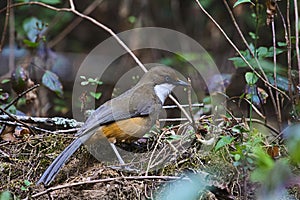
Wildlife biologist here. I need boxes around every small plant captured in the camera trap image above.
[20,180,31,191]
[80,76,103,100]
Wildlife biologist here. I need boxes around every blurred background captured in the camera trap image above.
[0,0,293,120]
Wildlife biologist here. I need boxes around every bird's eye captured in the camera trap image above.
[165,76,171,82]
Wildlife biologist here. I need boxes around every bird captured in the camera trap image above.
[37,65,189,185]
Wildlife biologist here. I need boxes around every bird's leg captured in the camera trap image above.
[109,143,125,165]
[109,143,139,173]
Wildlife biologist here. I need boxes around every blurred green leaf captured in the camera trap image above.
[277,41,287,47]
[81,81,89,86]
[90,92,102,100]
[249,32,259,40]
[42,70,63,97]
[233,0,254,8]
[245,72,258,85]
[229,46,286,74]
[1,79,10,84]
[251,147,274,182]
[267,74,292,92]
[20,186,27,191]
[166,134,182,141]
[176,52,201,62]
[234,154,241,161]
[128,16,136,24]
[23,39,39,48]
[24,180,31,186]
[215,135,234,151]
[285,124,300,164]
[203,96,211,104]
[23,17,44,42]
[257,46,268,58]
[0,191,12,200]
[39,0,61,4]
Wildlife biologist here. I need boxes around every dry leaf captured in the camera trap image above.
[0,125,17,142]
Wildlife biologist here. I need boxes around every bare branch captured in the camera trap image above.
[32,175,188,198]
[4,84,40,110]
[0,0,10,52]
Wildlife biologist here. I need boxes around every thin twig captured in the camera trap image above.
[48,0,104,48]
[271,20,282,130]
[53,128,80,134]
[68,0,75,10]
[168,95,192,123]
[32,175,187,198]
[145,130,166,176]
[0,108,35,134]
[159,118,188,122]
[162,103,203,109]
[276,1,293,100]
[294,0,300,84]
[187,78,196,129]
[0,0,10,52]
[8,0,15,77]
[222,0,253,58]
[0,120,79,135]
[4,84,40,110]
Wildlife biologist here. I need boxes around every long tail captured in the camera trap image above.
[37,137,83,185]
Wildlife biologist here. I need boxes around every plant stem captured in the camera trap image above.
[271,20,282,130]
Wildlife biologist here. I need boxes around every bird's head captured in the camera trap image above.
[138,66,189,103]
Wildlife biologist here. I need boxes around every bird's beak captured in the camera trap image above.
[175,79,189,87]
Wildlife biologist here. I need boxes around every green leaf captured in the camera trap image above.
[234,154,241,161]
[267,74,292,92]
[128,16,137,24]
[88,78,95,82]
[23,39,39,48]
[250,147,275,182]
[166,134,182,141]
[249,32,259,40]
[23,17,44,42]
[1,79,10,84]
[277,42,287,47]
[95,80,103,85]
[42,70,63,97]
[257,47,268,58]
[266,47,285,57]
[80,81,89,86]
[245,72,258,85]
[202,96,211,104]
[20,186,27,191]
[228,56,247,67]
[24,180,31,186]
[233,0,254,8]
[0,191,12,200]
[215,136,234,151]
[176,52,201,62]
[39,0,61,4]
[90,92,102,100]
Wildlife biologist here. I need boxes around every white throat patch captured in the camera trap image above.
[154,83,175,104]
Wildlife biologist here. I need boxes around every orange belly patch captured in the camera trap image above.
[100,117,151,143]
